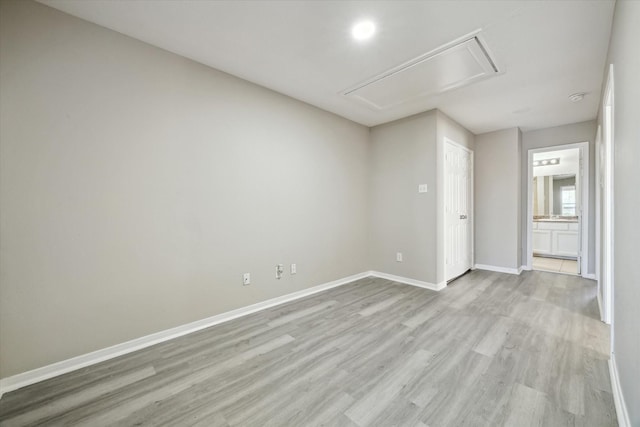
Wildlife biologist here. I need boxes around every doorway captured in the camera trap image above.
[526,143,589,276]
[444,139,473,282]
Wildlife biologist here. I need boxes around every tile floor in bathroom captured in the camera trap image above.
[532,256,578,275]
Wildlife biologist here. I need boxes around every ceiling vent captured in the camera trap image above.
[342,31,500,110]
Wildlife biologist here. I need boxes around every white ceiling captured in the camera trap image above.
[38,0,615,134]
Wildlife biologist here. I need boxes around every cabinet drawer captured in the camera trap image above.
[536,222,569,230]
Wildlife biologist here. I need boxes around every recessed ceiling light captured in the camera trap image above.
[569,92,586,102]
[352,21,375,41]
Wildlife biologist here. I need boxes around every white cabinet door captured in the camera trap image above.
[533,230,552,255]
[533,222,578,258]
[554,231,579,257]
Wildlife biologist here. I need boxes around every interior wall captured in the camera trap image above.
[369,111,438,283]
[474,128,522,270]
[521,120,597,273]
[601,1,640,424]
[0,0,370,378]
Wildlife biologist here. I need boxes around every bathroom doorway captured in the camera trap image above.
[526,143,589,276]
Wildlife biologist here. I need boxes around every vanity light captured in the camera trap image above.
[533,157,560,167]
[352,21,376,40]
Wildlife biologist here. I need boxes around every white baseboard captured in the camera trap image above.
[609,355,631,427]
[369,271,446,291]
[582,273,597,280]
[520,265,532,272]
[474,264,522,275]
[0,271,372,398]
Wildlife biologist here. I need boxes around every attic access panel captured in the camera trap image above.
[342,35,499,110]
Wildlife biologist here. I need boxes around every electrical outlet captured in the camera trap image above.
[276,264,284,279]
[396,252,403,262]
[243,273,251,286]
[291,263,297,274]
[418,184,428,193]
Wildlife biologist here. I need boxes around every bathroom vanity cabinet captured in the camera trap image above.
[532,220,579,258]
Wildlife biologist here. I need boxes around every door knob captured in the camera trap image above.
[460,214,467,219]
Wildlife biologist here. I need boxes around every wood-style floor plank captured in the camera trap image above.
[0,270,616,426]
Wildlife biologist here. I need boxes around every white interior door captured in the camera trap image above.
[445,140,472,281]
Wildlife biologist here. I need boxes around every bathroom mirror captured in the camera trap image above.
[533,174,577,217]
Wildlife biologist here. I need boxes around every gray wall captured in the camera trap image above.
[369,111,438,283]
[521,121,597,273]
[0,0,370,378]
[475,128,522,270]
[602,1,640,423]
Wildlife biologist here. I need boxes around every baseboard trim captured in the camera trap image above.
[582,273,597,280]
[609,354,631,427]
[474,264,522,275]
[368,271,446,291]
[0,270,372,398]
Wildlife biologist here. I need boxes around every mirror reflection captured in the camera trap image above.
[533,174,577,218]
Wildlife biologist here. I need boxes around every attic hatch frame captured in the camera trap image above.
[341,30,500,110]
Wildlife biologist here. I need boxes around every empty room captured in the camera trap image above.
[0,0,638,426]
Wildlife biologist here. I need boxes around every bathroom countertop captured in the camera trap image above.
[534,218,579,223]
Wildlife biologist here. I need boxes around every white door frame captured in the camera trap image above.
[444,138,474,280]
[595,125,603,317]
[600,64,615,327]
[526,142,589,276]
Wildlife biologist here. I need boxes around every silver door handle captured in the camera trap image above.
[460,214,467,219]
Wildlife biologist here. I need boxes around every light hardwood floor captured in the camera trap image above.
[0,270,616,426]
